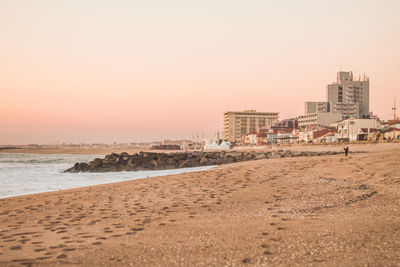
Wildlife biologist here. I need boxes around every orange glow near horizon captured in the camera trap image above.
[1,1,399,144]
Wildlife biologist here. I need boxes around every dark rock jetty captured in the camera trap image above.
[64,150,344,173]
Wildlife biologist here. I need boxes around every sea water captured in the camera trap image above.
[0,153,215,199]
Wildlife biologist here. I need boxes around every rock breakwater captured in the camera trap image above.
[64,150,345,173]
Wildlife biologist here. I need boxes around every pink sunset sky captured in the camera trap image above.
[1,0,399,144]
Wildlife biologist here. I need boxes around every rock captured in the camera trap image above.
[143,160,158,169]
[244,152,254,160]
[73,162,80,170]
[205,152,219,159]
[64,149,346,173]
[224,152,242,158]
[269,152,282,159]
[283,150,293,157]
[79,163,90,171]
[144,152,158,160]
[167,158,175,165]
[173,153,186,161]
[89,158,103,167]
[178,159,201,168]
[200,157,208,164]
[255,153,266,160]
[223,157,236,164]
[208,159,218,165]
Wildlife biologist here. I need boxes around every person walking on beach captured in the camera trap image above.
[344,146,349,157]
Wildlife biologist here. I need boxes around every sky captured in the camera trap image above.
[1,0,399,144]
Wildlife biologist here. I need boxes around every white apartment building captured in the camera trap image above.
[336,118,379,141]
[223,110,279,143]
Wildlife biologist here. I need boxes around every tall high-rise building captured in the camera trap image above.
[326,71,370,119]
[223,110,279,143]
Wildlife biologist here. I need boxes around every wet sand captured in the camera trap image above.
[0,144,399,266]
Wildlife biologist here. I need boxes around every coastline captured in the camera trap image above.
[1,165,217,201]
[0,144,399,265]
[0,152,216,199]
[1,142,399,156]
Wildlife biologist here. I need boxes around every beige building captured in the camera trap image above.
[223,110,279,143]
[304,101,330,114]
[298,112,342,129]
[327,71,370,118]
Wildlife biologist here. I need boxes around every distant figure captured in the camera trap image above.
[344,146,349,157]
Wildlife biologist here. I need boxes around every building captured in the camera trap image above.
[336,118,379,141]
[276,133,296,144]
[383,128,400,141]
[223,110,279,143]
[298,112,342,129]
[304,101,330,114]
[256,132,269,145]
[243,132,257,145]
[312,128,337,143]
[327,71,370,119]
[269,118,298,131]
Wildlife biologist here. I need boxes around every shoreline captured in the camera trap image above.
[0,164,216,200]
[0,144,399,265]
[0,166,217,201]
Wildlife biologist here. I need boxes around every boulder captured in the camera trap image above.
[255,153,266,160]
[205,152,219,159]
[208,159,218,165]
[200,157,208,164]
[173,153,187,161]
[178,159,201,168]
[64,149,345,173]
[89,158,103,167]
[142,159,158,169]
[224,151,242,158]
[283,150,293,157]
[222,157,236,164]
[167,158,175,165]
[79,163,90,171]
[244,153,254,160]
[269,152,282,159]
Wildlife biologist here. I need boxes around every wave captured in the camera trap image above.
[0,158,67,164]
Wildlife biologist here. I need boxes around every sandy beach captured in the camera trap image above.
[0,144,399,266]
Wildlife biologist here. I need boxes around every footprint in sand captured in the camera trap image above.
[242,258,251,264]
[111,235,121,238]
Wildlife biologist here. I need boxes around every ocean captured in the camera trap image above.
[0,153,215,199]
